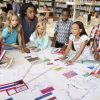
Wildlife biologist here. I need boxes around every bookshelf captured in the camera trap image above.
[39,0,52,7]
[54,0,100,20]
[54,0,84,20]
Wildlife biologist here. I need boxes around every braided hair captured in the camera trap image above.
[20,3,37,19]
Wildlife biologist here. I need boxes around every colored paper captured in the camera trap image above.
[35,92,52,100]
[0,49,6,61]
[54,67,64,71]
[51,48,64,55]
[63,71,77,78]
[48,97,56,100]
[83,72,90,77]
[40,86,54,94]
[47,62,54,65]
[97,70,100,74]
[0,80,28,96]
[88,66,95,70]
[25,56,41,64]
[5,97,13,100]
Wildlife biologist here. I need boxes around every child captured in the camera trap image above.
[38,13,47,27]
[0,10,30,53]
[61,21,93,65]
[0,15,4,32]
[30,22,51,51]
[91,24,100,60]
[52,8,73,50]
[43,4,48,15]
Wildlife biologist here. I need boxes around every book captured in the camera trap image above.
[24,56,41,64]
[0,49,6,61]
[0,55,14,69]
[0,80,28,96]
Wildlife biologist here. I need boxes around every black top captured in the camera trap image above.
[21,16,38,43]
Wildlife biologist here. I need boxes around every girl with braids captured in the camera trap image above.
[20,3,38,44]
[0,10,30,53]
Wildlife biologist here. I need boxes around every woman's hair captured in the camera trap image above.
[6,10,22,33]
[20,3,37,19]
[73,21,87,36]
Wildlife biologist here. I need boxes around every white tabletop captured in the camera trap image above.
[0,48,100,100]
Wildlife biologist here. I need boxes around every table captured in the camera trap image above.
[0,48,100,100]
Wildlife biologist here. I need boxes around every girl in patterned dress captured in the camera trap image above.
[61,21,93,65]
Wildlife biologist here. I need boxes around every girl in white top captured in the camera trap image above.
[62,21,93,65]
[30,22,51,51]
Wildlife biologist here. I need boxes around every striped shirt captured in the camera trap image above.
[91,24,100,50]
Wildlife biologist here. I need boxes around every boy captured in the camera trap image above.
[52,8,73,49]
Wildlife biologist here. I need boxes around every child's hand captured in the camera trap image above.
[61,45,67,51]
[51,43,55,47]
[59,56,66,60]
[30,46,36,50]
[66,60,73,65]
[22,47,30,53]
[10,43,20,49]
[93,74,100,78]
[34,48,41,52]
[94,53,99,60]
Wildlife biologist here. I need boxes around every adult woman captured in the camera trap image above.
[20,3,38,43]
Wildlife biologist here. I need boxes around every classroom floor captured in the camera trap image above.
[0,47,100,100]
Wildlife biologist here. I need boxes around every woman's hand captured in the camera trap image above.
[66,60,73,65]
[22,47,30,53]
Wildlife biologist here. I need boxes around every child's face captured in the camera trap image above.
[37,26,45,35]
[11,15,18,27]
[95,30,100,37]
[62,11,69,21]
[26,7,35,20]
[71,24,81,36]
[40,15,45,21]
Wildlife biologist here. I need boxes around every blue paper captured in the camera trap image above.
[88,66,95,70]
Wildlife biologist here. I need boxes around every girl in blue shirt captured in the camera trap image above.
[30,22,51,51]
[0,10,30,53]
